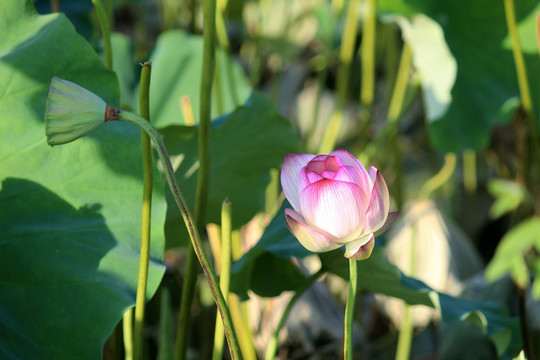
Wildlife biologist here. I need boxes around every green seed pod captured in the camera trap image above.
[44,77,117,146]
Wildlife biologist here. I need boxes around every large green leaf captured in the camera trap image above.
[162,93,300,248]
[379,0,540,152]
[144,29,252,128]
[232,205,521,358]
[0,2,166,358]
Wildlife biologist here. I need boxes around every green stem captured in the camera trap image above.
[388,43,411,209]
[132,62,153,360]
[118,110,241,360]
[92,0,112,70]
[387,43,411,125]
[395,223,417,360]
[51,0,59,12]
[419,153,457,199]
[319,0,360,154]
[176,0,217,358]
[359,0,376,137]
[123,309,134,360]
[344,259,358,360]
[212,200,232,360]
[463,150,477,193]
[265,269,324,360]
[395,305,413,360]
[503,0,538,155]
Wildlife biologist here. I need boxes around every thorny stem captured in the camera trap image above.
[118,110,241,360]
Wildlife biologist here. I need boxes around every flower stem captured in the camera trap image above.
[463,150,477,193]
[92,0,112,70]
[212,199,232,360]
[264,269,324,360]
[388,42,412,209]
[118,110,241,360]
[319,0,360,154]
[123,309,134,360]
[344,259,358,360]
[419,153,456,199]
[132,62,153,360]
[175,0,217,358]
[395,222,417,360]
[503,0,538,156]
[359,0,376,138]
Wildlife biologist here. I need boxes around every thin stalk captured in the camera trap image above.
[518,285,535,360]
[344,259,358,360]
[359,0,376,137]
[117,110,241,360]
[212,200,232,360]
[133,62,153,360]
[387,43,411,125]
[387,43,412,209]
[230,231,257,360]
[51,0,59,12]
[123,309,134,360]
[419,153,457,199]
[175,0,217,358]
[503,0,538,156]
[395,223,417,360]
[319,0,360,154]
[265,269,324,360]
[395,306,413,360]
[92,0,113,70]
[463,150,477,193]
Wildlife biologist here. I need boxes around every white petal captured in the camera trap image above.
[281,154,315,211]
[344,234,375,260]
[364,168,391,234]
[299,179,368,239]
[285,209,340,252]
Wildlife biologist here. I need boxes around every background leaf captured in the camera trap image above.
[0,3,166,358]
[232,205,521,357]
[143,29,252,128]
[162,93,300,248]
[379,0,540,151]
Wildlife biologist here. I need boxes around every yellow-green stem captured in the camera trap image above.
[92,0,112,70]
[360,0,376,133]
[463,150,477,193]
[133,62,153,360]
[419,153,456,199]
[118,110,241,360]
[123,309,134,360]
[388,43,412,208]
[388,43,411,125]
[344,259,358,360]
[395,223,417,360]
[175,0,220,358]
[319,0,360,154]
[51,0,59,12]
[212,200,232,360]
[503,0,538,155]
[265,269,324,360]
[230,231,257,360]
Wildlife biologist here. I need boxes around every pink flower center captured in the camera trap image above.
[304,156,342,184]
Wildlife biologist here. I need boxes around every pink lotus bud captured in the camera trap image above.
[280,149,398,260]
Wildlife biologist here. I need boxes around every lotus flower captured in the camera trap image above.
[280,150,397,260]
